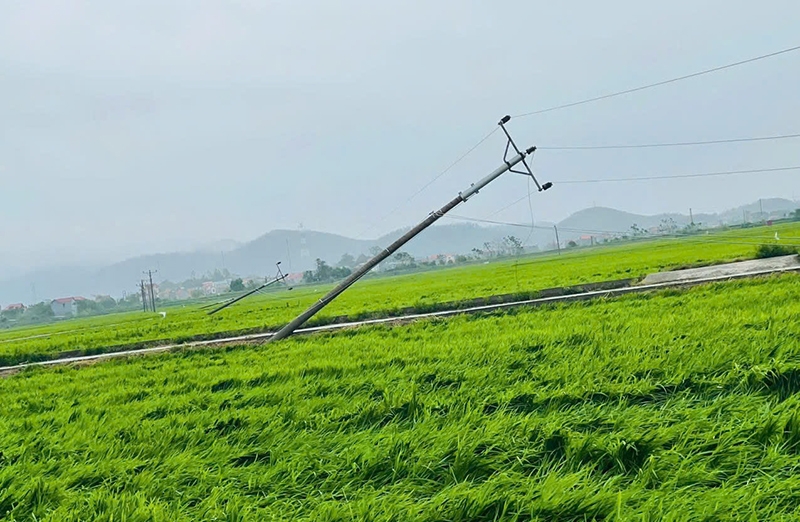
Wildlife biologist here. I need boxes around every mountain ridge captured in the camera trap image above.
[1,199,796,305]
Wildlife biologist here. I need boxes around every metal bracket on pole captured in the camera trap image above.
[499,115,552,192]
[269,115,552,342]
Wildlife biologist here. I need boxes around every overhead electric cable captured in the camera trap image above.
[487,166,800,217]
[447,214,800,242]
[514,44,800,118]
[540,132,800,150]
[355,126,499,239]
[560,166,800,184]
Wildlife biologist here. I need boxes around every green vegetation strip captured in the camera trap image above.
[1,275,800,520]
[1,222,798,366]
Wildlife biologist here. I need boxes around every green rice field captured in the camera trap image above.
[1,273,800,520]
[1,222,798,366]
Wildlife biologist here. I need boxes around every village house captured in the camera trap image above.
[423,254,457,265]
[285,272,305,284]
[50,297,86,317]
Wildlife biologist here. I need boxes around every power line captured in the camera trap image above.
[449,214,675,239]
[540,132,800,150]
[450,213,800,241]
[487,165,800,217]
[487,193,536,218]
[356,126,499,239]
[487,161,800,218]
[444,214,800,262]
[514,44,800,118]
[447,214,551,230]
[560,166,800,184]
[448,214,656,236]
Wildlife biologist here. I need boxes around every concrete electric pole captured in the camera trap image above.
[270,115,552,342]
[207,263,288,315]
[140,280,148,313]
[143,270,158,312]
[553,225,561,255]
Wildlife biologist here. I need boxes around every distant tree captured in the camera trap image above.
[630,223,647,237]
[0,306,24,321]
[394,251,415,268]
[502,236,524,256]
[355,253,369,265]
[680,222,701,235]
[316,258,331,275]
[205,268,232,282]
[77,299,100,316]
[369,246,382,257]
[657,218,678,234]
[471,248,484,259]
[159,280,177,291]
[567,240,578,248]
[455,255,468,264]
[792,209,800,221]
[23,302,54,323]
[230,278,245,292]
[335,266,352,280]
[337,253,356,268]
[303,258,352,284]
[96,296,117,311]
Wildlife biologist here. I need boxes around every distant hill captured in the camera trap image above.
[375,222,555,259]
[554,199,798,240]
[227,229,378,276]
[0,224,552,304]
[717,198,798,224]
[557,207,689,235]
[1,198,797,305]
[192,239,242,253]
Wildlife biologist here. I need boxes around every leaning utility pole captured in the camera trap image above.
[207,262,288,315]
[140,280,148,313]
[270,115,552,342]
[143,270,157,312]
[553,225,561,255]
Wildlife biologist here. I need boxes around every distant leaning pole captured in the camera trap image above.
[269,115,552,342]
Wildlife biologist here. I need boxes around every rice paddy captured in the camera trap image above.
[1,274,800,520]
[1,222,798,366]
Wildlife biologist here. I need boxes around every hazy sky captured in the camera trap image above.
[2,0,799,276]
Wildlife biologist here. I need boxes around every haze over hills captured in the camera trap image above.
[0,199,797,306]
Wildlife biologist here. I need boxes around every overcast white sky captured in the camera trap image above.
[1,0,799,277]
